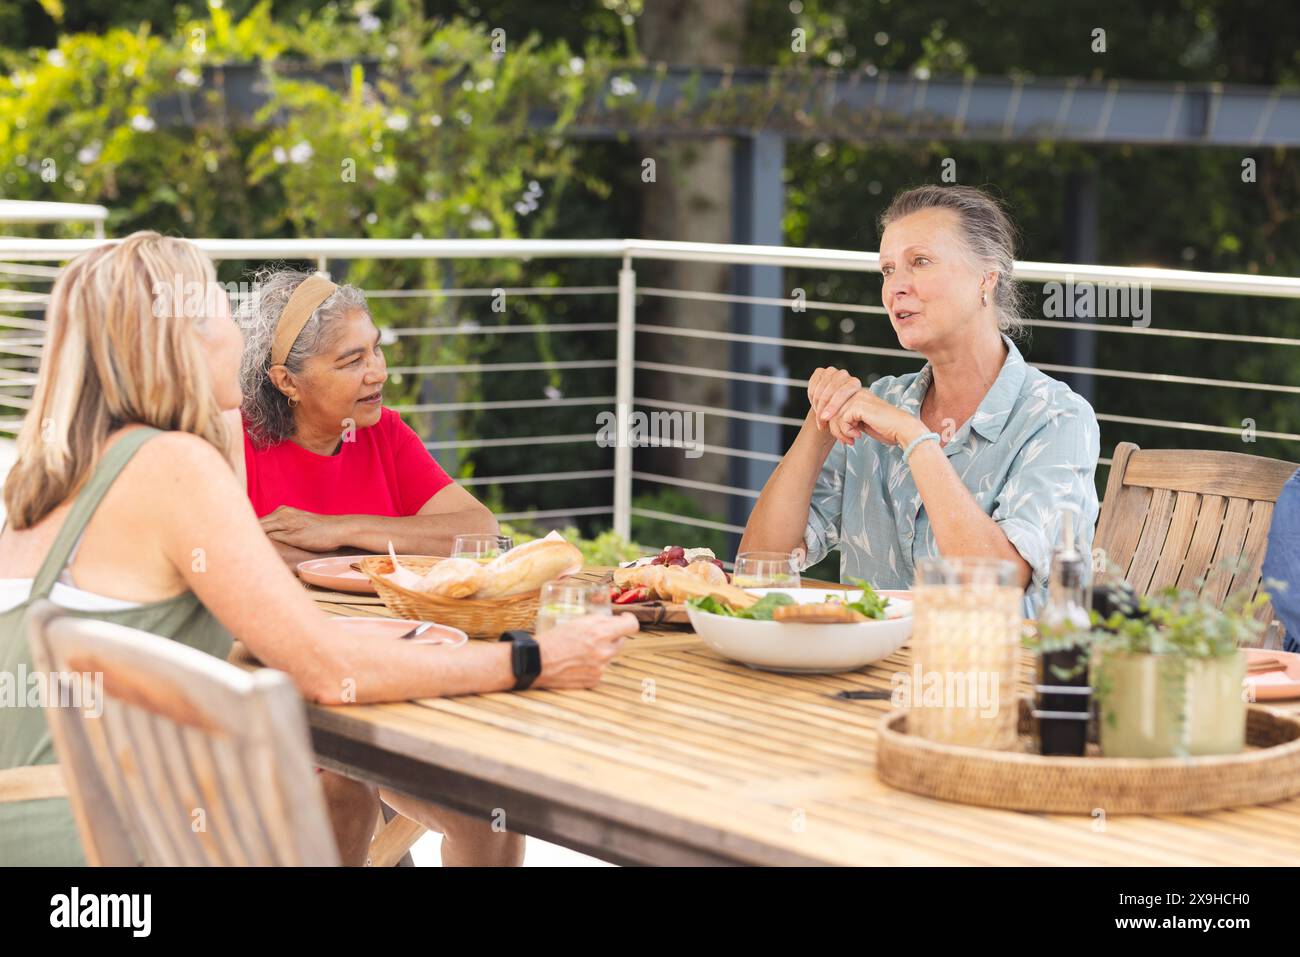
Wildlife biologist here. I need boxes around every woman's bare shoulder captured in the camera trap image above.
[120,429,238,495]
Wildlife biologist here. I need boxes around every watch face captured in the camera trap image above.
[519,638,542,680]
[508,634,542,688]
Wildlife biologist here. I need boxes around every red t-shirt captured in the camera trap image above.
[243,407,453,518]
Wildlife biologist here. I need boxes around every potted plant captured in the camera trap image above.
[1088,583,1269,759]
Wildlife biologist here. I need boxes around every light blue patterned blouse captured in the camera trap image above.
[801,335,1101,616]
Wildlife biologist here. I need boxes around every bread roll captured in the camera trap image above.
[685,560,727,587]
[475,533,583,599]
[612,565,643,589]
[772,603,866,623]
[414,557,488,599]
[614,564,667,595]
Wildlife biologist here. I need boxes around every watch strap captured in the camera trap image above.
[499,630,542,690]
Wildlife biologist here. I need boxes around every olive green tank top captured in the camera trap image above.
[0,427,233,865]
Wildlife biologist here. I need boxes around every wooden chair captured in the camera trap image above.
[369,804,424,867]
[1094,442,1298,648]
[25,601,339,865]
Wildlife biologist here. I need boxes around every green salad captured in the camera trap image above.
[687,592,795,620]
[839,579,888,620]
[687,578,890,621]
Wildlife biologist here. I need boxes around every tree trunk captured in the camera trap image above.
[635,0,751,523]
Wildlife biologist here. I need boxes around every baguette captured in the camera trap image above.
[474,532,584,599]
[414,557,488,599]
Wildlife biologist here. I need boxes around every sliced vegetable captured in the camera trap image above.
[613,586,649,605]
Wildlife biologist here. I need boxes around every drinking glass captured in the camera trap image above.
[732,550,801,589]
[535,579,612,634]
[908,557,1023,751]
[452,533,508,564]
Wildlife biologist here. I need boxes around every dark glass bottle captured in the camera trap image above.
[1035,509,1093,756]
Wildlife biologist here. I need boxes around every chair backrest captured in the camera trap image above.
[1094,442,1297,645]
[26,601,339,866]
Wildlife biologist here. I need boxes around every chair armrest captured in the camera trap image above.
[0,765,67,803]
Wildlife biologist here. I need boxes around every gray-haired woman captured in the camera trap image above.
[741,185,1101,615]
[227,267,517,864]
[228,268,497,568]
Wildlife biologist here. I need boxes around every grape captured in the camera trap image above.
[709,558,724,568]
[666,545,685,559]
[650,555,664,565]
[669,557,688,567]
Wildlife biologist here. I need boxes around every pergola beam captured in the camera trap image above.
[155,62,1300,147]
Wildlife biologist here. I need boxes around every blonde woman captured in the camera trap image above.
[0,232,637,866]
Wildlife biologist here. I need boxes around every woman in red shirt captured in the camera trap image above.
[229,268,515,866]
[229,268,497,568]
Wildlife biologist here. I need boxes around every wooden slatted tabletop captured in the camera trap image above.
[288,569,1300,866]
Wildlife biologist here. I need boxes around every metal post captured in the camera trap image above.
[613,257,636,540]
[727,133,788,550]
[1062,171,1098,403]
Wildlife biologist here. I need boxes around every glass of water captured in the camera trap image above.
[732,550,801,589]
[452,533,510,564]
[535,579,612,634]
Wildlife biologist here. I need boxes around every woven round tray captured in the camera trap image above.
[359,555,539,639]
[876,696,1300,814]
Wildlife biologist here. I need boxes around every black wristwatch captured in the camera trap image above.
[499,630,542,690]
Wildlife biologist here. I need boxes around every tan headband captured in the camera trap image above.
[270,274,338,366]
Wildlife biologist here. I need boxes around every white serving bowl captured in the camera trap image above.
[686,587,913,674]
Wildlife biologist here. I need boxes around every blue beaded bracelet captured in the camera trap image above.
[902,431,941,465]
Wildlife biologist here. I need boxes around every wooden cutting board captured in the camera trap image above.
[622,600,691,626]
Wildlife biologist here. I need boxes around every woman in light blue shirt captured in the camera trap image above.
[1261,469,1300,653]
[741,185,1100,615]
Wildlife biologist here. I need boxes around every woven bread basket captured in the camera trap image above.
[359,555,540,639]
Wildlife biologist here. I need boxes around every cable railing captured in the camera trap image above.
[1,235,1297,543]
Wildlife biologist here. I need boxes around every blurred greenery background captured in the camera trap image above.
[3,0,1298,574]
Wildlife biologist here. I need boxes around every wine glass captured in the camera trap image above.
[732,550,801,589]
[535,579,612,634]
[452,533,505,564]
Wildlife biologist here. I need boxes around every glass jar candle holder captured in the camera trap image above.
[908,556,1024,751]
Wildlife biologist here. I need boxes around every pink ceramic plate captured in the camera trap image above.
[297,556,378,594]
[297,555,434,595]
[1244,648,1300,701]
[325,616,468,647]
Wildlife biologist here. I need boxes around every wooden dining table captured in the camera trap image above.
[273,567,1300,866]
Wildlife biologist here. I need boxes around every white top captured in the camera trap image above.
[0,578,142,613]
